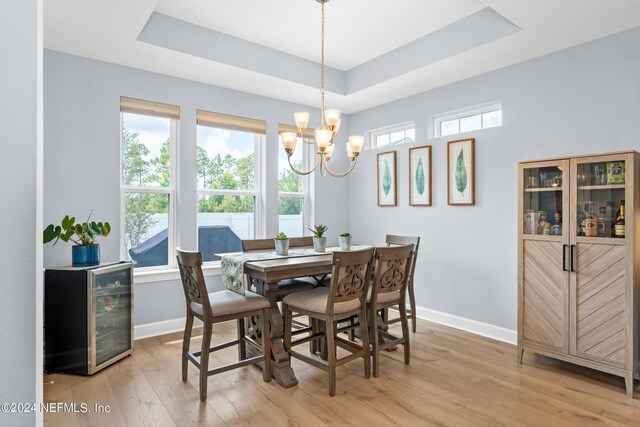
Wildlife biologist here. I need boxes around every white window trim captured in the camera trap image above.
[432,101,502,138]
[368,121,415,150]
[196,130,264,264]
[134,264,221,284]
[120,112,178,272]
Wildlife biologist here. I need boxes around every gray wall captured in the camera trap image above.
[0,0,41,425]
[44,50,350,326]
[347,27,640,331]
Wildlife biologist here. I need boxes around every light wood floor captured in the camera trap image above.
[44,317,640,426]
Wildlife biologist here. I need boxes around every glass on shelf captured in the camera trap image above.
[523,165,564,236]
[577,161,625,187]
[524,166,563,189]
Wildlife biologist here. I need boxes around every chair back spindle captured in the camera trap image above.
[176,249,212,319]
[371,245,413,301]
[327,248,374,316]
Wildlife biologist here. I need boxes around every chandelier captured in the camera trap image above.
[280,0,364,178]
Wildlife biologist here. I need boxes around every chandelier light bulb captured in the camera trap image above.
[324,143,335,160]
[348,135,365,155]
[315,128,332,150]
[281,132,298,153]
[346,141,354,160]
[332,118,341,135]
[294,112,310,131]
[324,109,341,127]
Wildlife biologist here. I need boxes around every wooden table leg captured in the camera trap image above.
[246,277,298,388]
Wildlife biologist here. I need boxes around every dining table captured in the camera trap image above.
[217,246,371,388]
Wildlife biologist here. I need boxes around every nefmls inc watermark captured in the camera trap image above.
[1,402,111,413]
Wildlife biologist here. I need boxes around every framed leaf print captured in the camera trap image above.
[447,138,475,206]
[409,146,432,206]
[377,151,397,206]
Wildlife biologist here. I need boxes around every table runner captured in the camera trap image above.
[220,245,371,295]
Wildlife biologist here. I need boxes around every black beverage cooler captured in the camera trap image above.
[44,262,133,375]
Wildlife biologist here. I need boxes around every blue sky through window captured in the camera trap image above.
[197,126,254,160]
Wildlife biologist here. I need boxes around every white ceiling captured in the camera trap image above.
[154,0,485,70]
[44,0,640,114]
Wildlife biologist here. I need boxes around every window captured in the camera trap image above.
[369,122,415,150]
[196,110,264,262]
[278,124,311,237]
[120,97,179,269]
[434,102,502,138]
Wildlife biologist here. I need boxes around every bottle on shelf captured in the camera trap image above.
[615,201,626,238]
[597,207,610,238]
[585,201,598,237]
[551,212,562,235]
[538,211,548,235]
[606,201,614,237]
[615,200,625,223]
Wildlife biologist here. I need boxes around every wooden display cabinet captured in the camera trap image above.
[517,151,640,397]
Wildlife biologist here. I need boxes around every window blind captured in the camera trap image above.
[197,110,266,134]
[120,97,180,119]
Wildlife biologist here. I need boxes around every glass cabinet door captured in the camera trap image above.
[572,154,628,241]
[521,160,569,239]
[519,159,571,353]
[90,264,133,370]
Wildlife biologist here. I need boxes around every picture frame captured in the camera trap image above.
[377,151,397,206]
[447,138,475,206]
[409,145,432,206]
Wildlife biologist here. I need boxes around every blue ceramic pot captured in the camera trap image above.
[72,244,100,267]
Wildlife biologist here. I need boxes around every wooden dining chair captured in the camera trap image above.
[385,234,420,332]
[176,248,272,401]
[282,248,374,396]
[368,245,414,377]
[242,237,319,300]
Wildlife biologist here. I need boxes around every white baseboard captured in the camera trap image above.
[412,306,516,345]
[134,317,202,340]
[134,306,517,345]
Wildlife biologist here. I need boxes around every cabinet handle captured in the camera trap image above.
[562,244,568,272]
[570,245,576,272]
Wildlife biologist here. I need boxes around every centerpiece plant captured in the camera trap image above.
[338,232,352,251]
[309,224,328,253]
[275,232,289,256]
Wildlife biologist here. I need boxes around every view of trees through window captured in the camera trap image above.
[278,134,306,236]
[121,110,311,267]
[197,146,256,213]
[196,126,258,260]
[121,112,173,268]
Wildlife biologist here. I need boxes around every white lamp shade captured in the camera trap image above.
[346,142,354,160]
[324,109,341,127]
[333,118,341,135]
[348,135,365,154]
[294,112,310,131]
[324,143,335,160]
[315,128,332,150]
[281,132,298,152]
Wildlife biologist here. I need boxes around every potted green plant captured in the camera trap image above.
[274,232,290,256]
[309,224,328,253]
[338,232,352,251]
[43,211,111,267]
